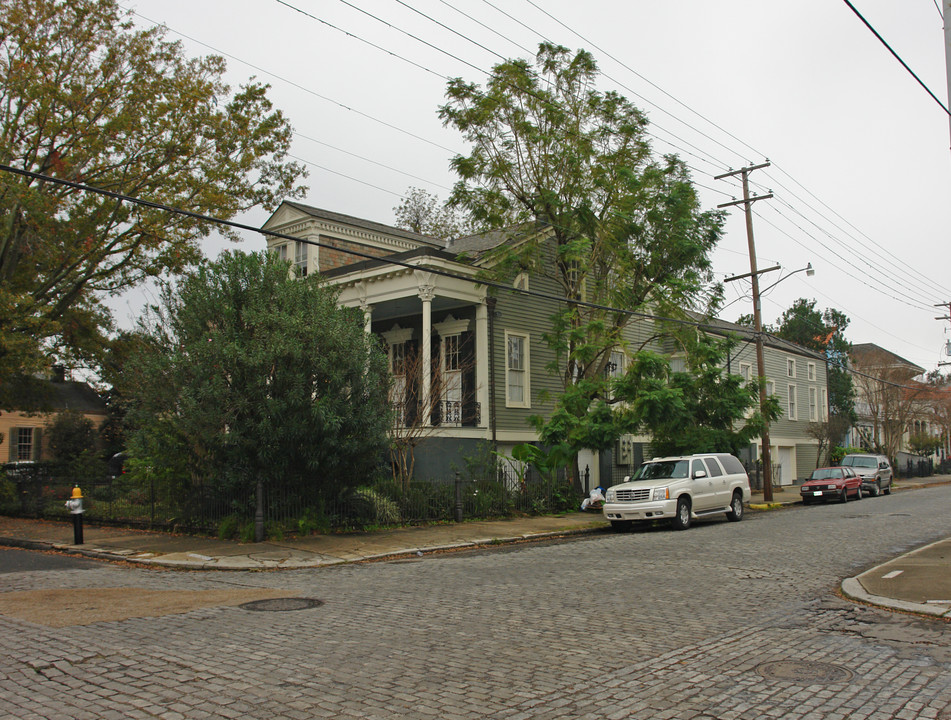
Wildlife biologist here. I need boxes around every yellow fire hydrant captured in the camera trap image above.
[65,485,84,544]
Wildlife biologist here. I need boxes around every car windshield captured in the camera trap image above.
[810,469,840,480]
[841,456,876,468]
[632,460,690,481]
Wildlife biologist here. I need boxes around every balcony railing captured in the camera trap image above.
[391,400,481,428]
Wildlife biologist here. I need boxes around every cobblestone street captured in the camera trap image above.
[2,484,951,719]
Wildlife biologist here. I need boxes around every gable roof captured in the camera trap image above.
[850,343,925,375]
[268,201,446,249]
[8,378,107,415]
[689,313,827,360]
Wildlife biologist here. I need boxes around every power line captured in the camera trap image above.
[133,1,949,326]
[842,0,951,116]
[0,162,756,344]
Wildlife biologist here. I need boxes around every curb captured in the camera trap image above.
[0,524,608,571]
[841,577,951,618]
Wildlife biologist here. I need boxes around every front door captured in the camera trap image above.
[778,447,794,486]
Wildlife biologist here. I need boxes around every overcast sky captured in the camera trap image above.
[126,0,951,373]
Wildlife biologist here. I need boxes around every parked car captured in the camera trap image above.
[839,453,893,496]
[603,453,750,531]
[800,467,862,504]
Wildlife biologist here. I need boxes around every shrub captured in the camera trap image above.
[346,486,401,527]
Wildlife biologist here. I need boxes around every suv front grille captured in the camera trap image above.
[615,488,652,503]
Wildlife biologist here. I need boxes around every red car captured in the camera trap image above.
[800,467,862,504]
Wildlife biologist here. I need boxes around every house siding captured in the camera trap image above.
[491,268,562,436]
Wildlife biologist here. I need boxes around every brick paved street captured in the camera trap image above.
[2,484,951,719]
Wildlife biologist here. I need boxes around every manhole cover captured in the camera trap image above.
[239,597,323,612]
[758,661,853,684]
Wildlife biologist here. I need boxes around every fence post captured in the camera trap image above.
[584,465,590,494]
[454,471,463,523]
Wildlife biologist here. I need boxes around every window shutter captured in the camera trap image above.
[460,331,476,426]
[430,331,441,426]
[404,339,419,427]
[32,428,42,461]
[8,427,18,462]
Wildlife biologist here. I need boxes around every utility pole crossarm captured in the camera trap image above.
[715,161,776,502]
[718,193,773,209]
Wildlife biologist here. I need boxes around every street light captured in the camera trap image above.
[760,263,815,294]
[725,262,815,501]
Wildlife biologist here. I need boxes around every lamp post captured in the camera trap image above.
[726,262,815,501]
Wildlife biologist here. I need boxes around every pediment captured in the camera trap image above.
[262,202,312,232]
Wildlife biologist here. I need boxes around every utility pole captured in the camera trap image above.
[945,1,951,152]
[716,162,776,501]
[936,301,951,368]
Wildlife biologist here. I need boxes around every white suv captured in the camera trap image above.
[603,453,750,531]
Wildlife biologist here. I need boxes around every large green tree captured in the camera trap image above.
[0,0,306,396]
[644,335,779,457]
[124,251,391,532]
[440,43,724,489]
[772,298,854,419]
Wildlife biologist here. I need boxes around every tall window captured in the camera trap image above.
[15,427,33,461]
[787,384,798,420]
[445,335,460,372]
[807,362,816,381]
[505,332,530,408]
[294,241,308,276]
[787,358,796,378]
[391,341,406,376]
[820,388,828,421]
[739,362,752,383]
[809,387,818,421]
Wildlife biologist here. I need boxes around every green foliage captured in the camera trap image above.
[124,250,391,507]
[644,335,778,457]
[297,507,331,536]
[47,410,98,463]
[46,410,106,483]
[0,0,306,393]
[908,433,941,457]
[0,478,17,514]
[345,487,402,527]
[440,43,724,489]
[217,515,242,540]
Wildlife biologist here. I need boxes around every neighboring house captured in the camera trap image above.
[678,317,830,487]
[1,367,108,463]
[847,343,926,459]
[263,201,828,487]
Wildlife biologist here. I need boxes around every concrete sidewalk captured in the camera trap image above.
[2,476,950,618]
[0,512,611,570]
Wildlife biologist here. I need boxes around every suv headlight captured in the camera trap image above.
[606,488,616,502]
[652,487,669,501]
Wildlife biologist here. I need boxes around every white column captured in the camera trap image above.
[476,299,489,428]
[419,284,435,427]
[360,300,372,335]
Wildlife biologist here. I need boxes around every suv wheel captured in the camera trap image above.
[871,481,881,497]
[671,497,691,530]
[883,479,891,495]
[726,491,744,522]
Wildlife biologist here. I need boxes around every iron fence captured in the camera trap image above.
[0,461,577,536]
[904,458,934,478]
